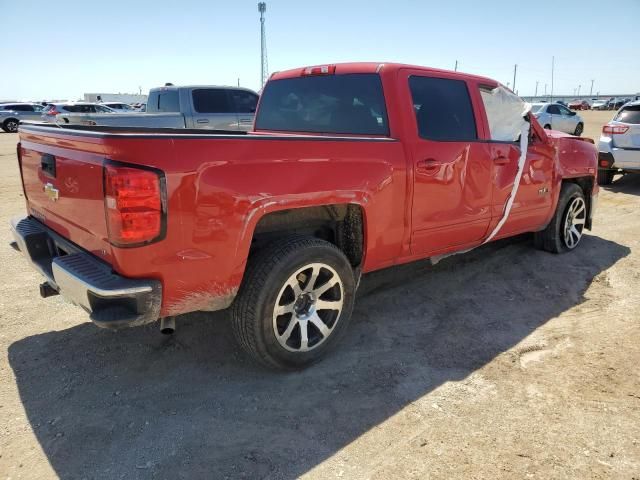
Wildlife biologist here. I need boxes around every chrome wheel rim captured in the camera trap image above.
[272,262,344,352]
[563,197,586,249]
[7,121,18,132]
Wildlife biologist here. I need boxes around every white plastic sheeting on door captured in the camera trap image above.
[431,86,532,264]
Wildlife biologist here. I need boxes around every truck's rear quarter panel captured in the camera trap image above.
[130,135,407,316]
[20,127,407,318]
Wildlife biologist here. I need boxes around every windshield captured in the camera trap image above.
[531,104,545,113]
[255,73,389,136]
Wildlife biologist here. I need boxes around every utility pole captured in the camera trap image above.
[512,64,517,93]
[550,56,555,103]
[544,83,547,96]
[258,2,268,88]
[590,79,594,97]
[454,60,458,72]
[535,80,539,97]
[237,78,240,87]
[577,84,581,97]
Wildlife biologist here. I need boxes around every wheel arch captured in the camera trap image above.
[246,202,367,268]
[561,176,594,229]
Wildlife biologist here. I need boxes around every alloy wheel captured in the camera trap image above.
[272,262,344,352]
[563,196,586,249]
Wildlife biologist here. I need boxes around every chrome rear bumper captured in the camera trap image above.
[10,216,161,329]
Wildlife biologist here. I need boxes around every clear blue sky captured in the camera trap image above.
[2,0,638,100]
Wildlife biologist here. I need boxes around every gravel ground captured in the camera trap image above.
[1,113,639,479]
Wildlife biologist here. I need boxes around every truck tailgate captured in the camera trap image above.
[19,129,113,263]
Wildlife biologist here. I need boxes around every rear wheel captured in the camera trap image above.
[534,183,586,253]
[544,124,551,130]
[597,168,614,185]
[574,122,584,136]
[3,119,18,133]
[231,236,355,370]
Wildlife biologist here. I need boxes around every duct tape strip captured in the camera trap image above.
[431,119,531,265]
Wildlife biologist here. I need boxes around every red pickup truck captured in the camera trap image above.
[11,63,598,369]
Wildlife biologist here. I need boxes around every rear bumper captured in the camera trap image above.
[10,216,162,329]
[598,138,640,171]
[609,148,640,171]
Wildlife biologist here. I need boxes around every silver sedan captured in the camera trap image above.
[531,102,584,136]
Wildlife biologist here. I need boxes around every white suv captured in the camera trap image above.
[597,100,640,184]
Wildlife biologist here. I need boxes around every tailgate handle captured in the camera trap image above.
[41,154,56,178]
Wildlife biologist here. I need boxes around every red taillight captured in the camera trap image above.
[301,65,336,76]
[47,107,59,116]
[602,124,629,135]
[104,164,165,246]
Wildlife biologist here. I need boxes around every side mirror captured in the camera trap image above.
[569,111,576,116]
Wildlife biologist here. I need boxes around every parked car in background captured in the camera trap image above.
[568,99,590,110]
[0,103,45,132]
[41,103,116,123]
[59,86,259,131]
[592,99,608,110]
[597,100,640,184]
[556,100,568,107]
[100,102,136,113]
[606,98,626,110]
[11,62,599,368]
[531,102,584,135]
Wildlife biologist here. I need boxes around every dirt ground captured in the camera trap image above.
[1,112,639,479]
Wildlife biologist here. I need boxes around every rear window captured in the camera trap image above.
[147,90,180,113]
[255,73,389,136]
[614,106,640,124]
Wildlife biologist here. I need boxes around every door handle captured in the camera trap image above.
[196,119,209,124]
[493,155,510,165]
[416,159,439,174]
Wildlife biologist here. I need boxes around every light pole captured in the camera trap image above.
[259,2,268,88]
[535,80,539,97]
[550,56,554,103]
[590,79,594,97]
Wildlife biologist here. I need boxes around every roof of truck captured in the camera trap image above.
[269,62,499,86]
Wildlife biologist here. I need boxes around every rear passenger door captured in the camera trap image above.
[229,89,259,131]
[191,88,238,130]
[402,72,493,255]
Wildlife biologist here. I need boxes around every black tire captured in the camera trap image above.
[534,183,587,254]
[597,168,614,185]
[3,118,19,133]
[574,122,584,136]
[231,236,356,370]
[543,124,551,130]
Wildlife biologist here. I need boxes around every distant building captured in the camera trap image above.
[84,93,147,103]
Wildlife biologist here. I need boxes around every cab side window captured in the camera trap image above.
[408,76,477,141]
[547,105,561,115]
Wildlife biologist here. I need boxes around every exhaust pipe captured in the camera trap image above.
[39,282,59,298]
[160,316,175,335]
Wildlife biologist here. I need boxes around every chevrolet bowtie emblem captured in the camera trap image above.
[44,183,59,202]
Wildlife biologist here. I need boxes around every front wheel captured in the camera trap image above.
[574,122,584,136]
[534,183,587,253]
[3,119,18,133]
[231,236,355,369]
